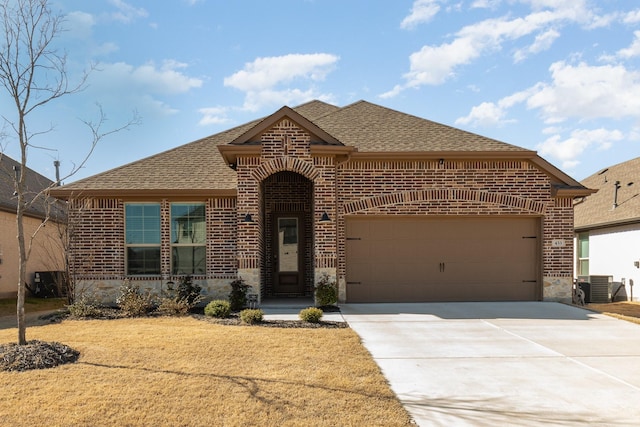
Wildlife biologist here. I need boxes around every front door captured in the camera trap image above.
[273,215,304,295]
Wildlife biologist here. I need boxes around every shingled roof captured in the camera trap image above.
[575,157,640,231]
[0,154,58,219]
[50,100,579,198]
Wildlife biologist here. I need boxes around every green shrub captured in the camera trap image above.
[67,295,103,318]
[159,276,203,315]
[239,308,263,325]
[204,300,231,318]
[229,278,250,311]
[314,273,337,307]
[174,275,203,307]
[116,280,154,317]
[299,307,323,323]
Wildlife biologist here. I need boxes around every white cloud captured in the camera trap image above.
[471,0,501,9]
[223,53,339,111]
[198,107,231,126]
[384,0,604,96]
[455,85,538,126]
[527,61,640,123]
[513,28,560,63]
[623,9,640,24]
[461,61,640,128]
[616,31,640,59]
[108,0,148,23]
[86,60,202,115]
[400,0,441,30]
[455,102,511,127]
[537,128,624,169]
[65,11,95,39]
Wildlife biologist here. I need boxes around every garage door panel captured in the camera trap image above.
[346,217,540,302]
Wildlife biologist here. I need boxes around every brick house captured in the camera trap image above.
[50,100,592,303]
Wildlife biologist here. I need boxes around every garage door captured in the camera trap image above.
[345,217,540,302]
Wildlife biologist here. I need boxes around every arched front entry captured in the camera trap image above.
[261,171,314,298]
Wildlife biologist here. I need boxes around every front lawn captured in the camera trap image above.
[0,317,414,426]
[0,297,67,317]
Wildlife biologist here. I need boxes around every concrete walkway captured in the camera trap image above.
[340,302,640,427]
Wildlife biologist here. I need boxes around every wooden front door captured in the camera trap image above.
[273,215,305,295]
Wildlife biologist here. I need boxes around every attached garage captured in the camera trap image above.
[345,216,541,302]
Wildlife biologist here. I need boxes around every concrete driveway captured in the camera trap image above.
[340,302,640,427]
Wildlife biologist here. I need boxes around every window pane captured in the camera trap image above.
[172,246,206,275]
[127,247,160,275]
[578,233,589,258]
[126,203,160,244]
[171,203,206,244]
[579,260,589,276]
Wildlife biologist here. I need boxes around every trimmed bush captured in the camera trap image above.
[204,300,231,318]
[229,278,250,311]
[314,273,337,307]
[239,308,263,325]
[299,307,323,323]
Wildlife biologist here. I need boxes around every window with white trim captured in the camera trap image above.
[577,232,589,276]
[171,203,206,275]
[125,203,161,275]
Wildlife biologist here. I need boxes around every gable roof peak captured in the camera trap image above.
[228,104,342,146]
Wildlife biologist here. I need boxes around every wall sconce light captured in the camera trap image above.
[439,158,444,166]
[319,211,331,222]
[243,213,254,223]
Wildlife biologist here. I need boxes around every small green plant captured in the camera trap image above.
[239,308,263,325]
[204,300,231,318]
[314,273,337,307]
[229,277,250,311]
[67,294,103,318]
[116,280,154,317]
[299,307,323,323]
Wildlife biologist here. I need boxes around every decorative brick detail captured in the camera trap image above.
[252,156,320,182]
[343,188,546,215]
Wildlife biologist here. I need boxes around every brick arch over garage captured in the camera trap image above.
[251,157,320,182]
[342,188,547,214]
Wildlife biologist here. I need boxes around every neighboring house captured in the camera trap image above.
[0,154,65,299]
[50,100,592,304]
[574,157,640,302]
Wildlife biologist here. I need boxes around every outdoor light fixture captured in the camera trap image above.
[319,211,331,222]
[243,213,254,223]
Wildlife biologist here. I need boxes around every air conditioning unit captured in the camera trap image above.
[31,271,68,298]
[576,275,612,303]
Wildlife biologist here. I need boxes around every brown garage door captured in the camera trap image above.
[345,217,540,302]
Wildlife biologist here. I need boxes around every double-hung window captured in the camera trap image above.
[171,203,206,275]
[577,232,589,276]
[125,203,161,275]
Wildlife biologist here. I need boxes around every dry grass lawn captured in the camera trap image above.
[0,297,66,317]
[586,301,640,325]
[0,317,414,427]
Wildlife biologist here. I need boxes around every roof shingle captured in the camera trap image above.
[51,100,567,196]
[575,156,640,230]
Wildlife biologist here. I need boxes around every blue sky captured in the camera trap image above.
[2,0,640,183]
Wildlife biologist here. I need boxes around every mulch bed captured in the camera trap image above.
[0,340,79,372]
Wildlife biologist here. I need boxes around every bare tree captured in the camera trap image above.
[0,0,138,345]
